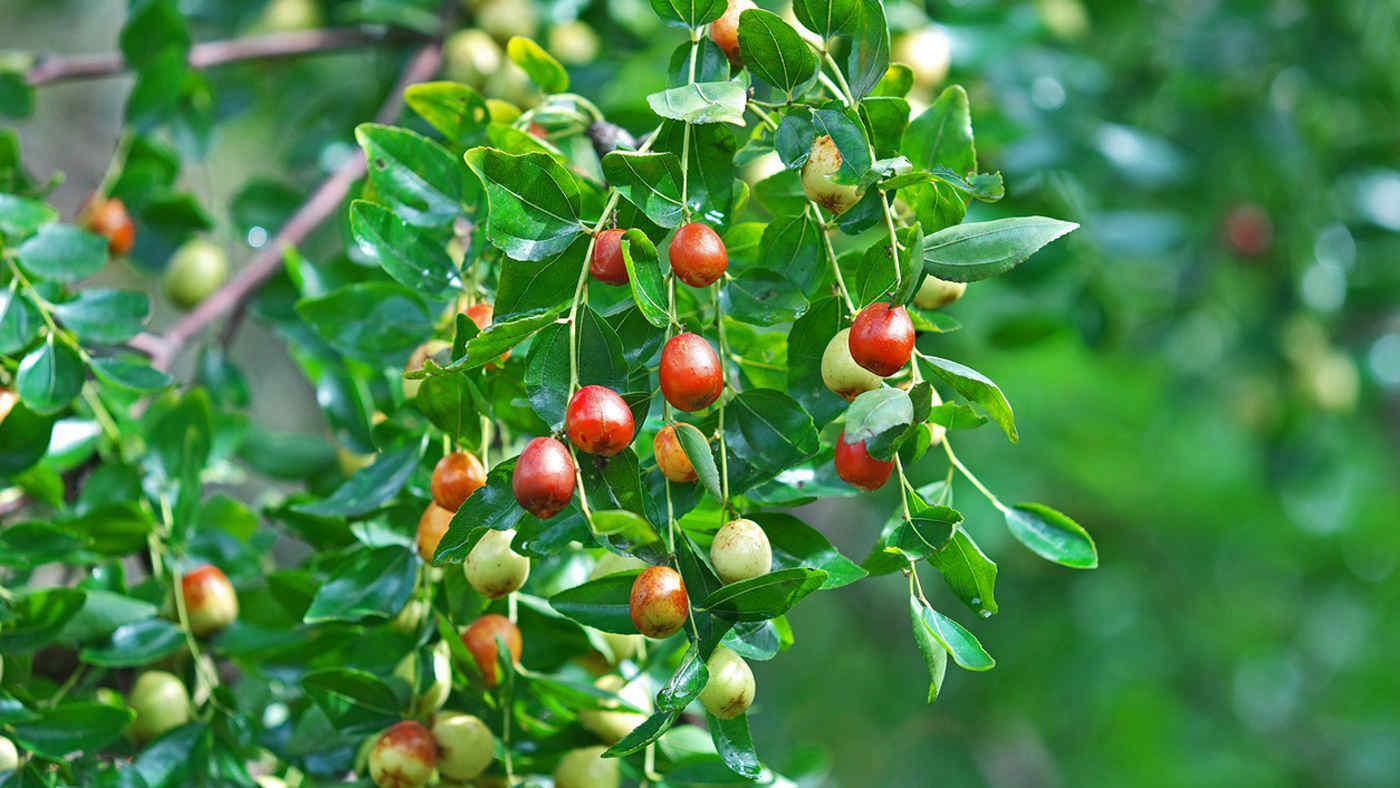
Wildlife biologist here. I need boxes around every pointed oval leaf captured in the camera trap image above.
[1004,502,1098,569]
[920,216,1079,283]
[465,147,583,261]
[737,9,817,95]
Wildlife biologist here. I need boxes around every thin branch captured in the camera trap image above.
[129,40,445,371]
[26,27,423,86]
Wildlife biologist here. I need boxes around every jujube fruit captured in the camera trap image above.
[432,712,495,781]
[698,645,755,720]
[512,436,576,519]
[710,518,772,584]
[79,194,135,256]
[369,720,437,788]
[403,339,450,399]
[629,565,688,639]
[710,0,756,68]
[834,430,894,491]
[653,424,698,482]
[801,135,865,216]
[913,275,967,310]
[180,564,238,637]
[394,640,452,717]
[431,450,486,511]
[127,671,190,745]
[465,528,530,598]
[659,333,723,412]
[416,503,453,562]
[554,746,619,788]
[566,385,635,456]
[165,238,228,309]
[821,328,883,401]
[590,228,629,285]
[668,222,727,287]
[462,614,523,687]
[848,302,915,376]
[578,674,651,744]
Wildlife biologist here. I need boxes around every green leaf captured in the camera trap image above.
[860,96,909,158]
[51,289,150,343]
[404,81,490,146]
[524,322,571,429]
[737,9,818,95]
[295,283,433,363]
[80,619,184,667]
[14,223,108,282]
[927,401,987,430]
[904,85,976,175]
[8,702,134,759]
[929,528,998,617]
[722,269,809,326]
[840,0,890,100]
[506,37,569,94]
[548,569,642,634]
[55,590,157,646]
[722,389,821,494]
[90,357,172,392]
[920,216,1079,283]
[672,421,722,500]
[647,78,749,126]
[917,354,1017,442]
[417,371,483,446]
[302,667,404,737]
[293,441,425,518]
[303,545,417,623]
[909,594,947,702]
[348,200,459,299]
[17,335,85,414]
[701,567,826,621]
[603,152,685,229]
[0,71,34,120]
[0,399,56,479]
[0,193,57,240]
[657,646,710,711]
[843,387,912,460]
[910,597,995,670]
[758,211,824,293]
[0,587,86,654]
[886,508,960,561]
[746,513,866,589]
[602,709,679,757]
[1004,502,1098,569]
[790,0,859,38]
[465,147,583,261]
[707,710,762,779]
[461,304,569,370]
[0,288,42,354]
[432,461,525,564]
[620,230,670,328]
[649,0,727,28]
[356,123,468,230]
[591,509,661,546]
[496,234,587,320]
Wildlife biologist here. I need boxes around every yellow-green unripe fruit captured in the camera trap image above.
[548,21,600,65]
[465,528,530,599]
[477,0,538,41]
[403,339,451,399]
[444,30,502,87]
[432,712,495,781]
[710,518,772,584]
[0,736,17,772]
[698,646,755,720]
[127,671,190,744]
[578,674,650,744]
[554,746,619,788]
[394,640,452,717]
[165,238,228,309]
[913,274,967,310]
[821,328,883,401]
[801,135,865,216]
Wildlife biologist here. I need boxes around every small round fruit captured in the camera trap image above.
[834,430,894,491]
[431,450,486,511]
[462,614,523,687]
[1224,202,1273,258]
[394,640,452,717]
[578,674,651,744]
[127,671,190,745]
[913,275,967,310]
[258,0,322,31]
[698,646,755,720]
[590,228,629,285]
[629,566,688,639]
[821,328,883,401]
[710,0,757,68]
[893,26,951,87]
[444,29,503,87]
[79,194,135,256]
[390,599,425,635]
[477,0,538,41]
[848,302,915,377]
[181,564,238,637]
[369,720,437,788]
[567,385,635,456]
[403,339,451,399]
[653,424,698,483]
[512,437,576,519]
[417,503,453,563]
[462,300,510,363]
[165,238,228,309]
[465,528,530,598]
[659,333,723,412]
[668,222,727,287]
[801,135,865,216]
[555,746,619,788]
[0,389,16,426]
[0,736,17,772]
[432,712,495,781]
[710,518,772,585]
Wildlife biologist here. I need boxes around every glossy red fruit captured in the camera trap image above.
[652,424,698,483]
[180,565,238,637]
[566,385,635,456]
[462,614,523,687]
[590,229,629,285]
[834,430,894,491]
[668,223,727,287]
[659,333,723,412]
[370,720,438,788]
[512,437,576,519]
[710,0,756,68]
[431,450,486,511]
[629,566,688,638]
[848,302,915,376]
[79,194,135,256]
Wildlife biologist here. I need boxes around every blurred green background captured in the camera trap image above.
[6,0,1399,785]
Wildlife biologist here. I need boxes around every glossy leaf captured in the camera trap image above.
[17,335,85,414]
[51,289,150,343]
[432,460,525,564]
[673,421,722,500]
[707,710,762,779]
[657,645,709,711]
[929,528,999,617]
[0,287,42,354]
[702,567,826,621]
[507,36,569,93]
[293,441,424,518]
[920,216,1079,283]
[80,619,184,667]
[0,587,86,654]
[403,81,490,146]
[356,123,467,229]
[348,199,458,299]
[465,147,583,261]
[843,387,912,460]
[918,354,1017,442]
[89,357,171,392]
[604,151,685,229]
[722,268,809,326]
[737,9,817,95]
[621,229,671,327]
[548,569,642,634]
[722,388,821,494]
[1004,502,1099,569]
[911,597,995,670]
[296,283,433,363]
[14,223,107,282]
[647,78,749,126]
[303,545,417,623]
[9,702,134,759]
[909,594,948,702]
[603,709,679,757]
[649,0,727,29]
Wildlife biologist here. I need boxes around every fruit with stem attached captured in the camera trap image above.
[165,238,228,309]
[78,194,135,256]
[629,566,688,639]
[462,614,523,687]
[512,437,576,519]
[180,564,238,637]
[566,385,635,456]
[913,275,967,310]
[834,430,894,491]
[127,671,190,745]
[554,746,619,788]
[369,720,437,788]
[465,528,530,598]
[698,645,755,720]
[710,518,772,584]
[710,0,757,68]
[848,302,915,376]
[416,503,453,563]
[659,333,723,412]
[801,135,865,216]
[432,712,495,782]
[431,450,486,511]
[578,674,651,744]
[653,424,698,482]
[590,228,629,285]
[821,328,884,401]
[668,222,727,287]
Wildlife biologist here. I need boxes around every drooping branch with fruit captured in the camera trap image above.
[0,0,1094,784]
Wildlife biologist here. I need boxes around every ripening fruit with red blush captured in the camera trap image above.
[659,333,723,412]
[462,300,510,362]
[821,328,883,401]
[590,228,629,285]
[417,503,453,562]
[1223,202,1273,258]
[710,0,756,68]
[834,430,895,491]
[801,135,866,216]
[462,614,523,687]
[79,194,135,256]
[668,222,727,287]
[653,424,698,482]
[180,564,238,637]
[369,720,437,788]
[848,302,915,376]
[629,565,688,638]
[566,385,635,456]
[512,437,576,519]
[431,450,485,511]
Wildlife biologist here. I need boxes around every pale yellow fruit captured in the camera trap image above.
[698,646,754,720]
[554,746,619,788]
[801,135,864,215]
[165,238,228,309]
[913,274,967,310]
[127,671,190,744]
[0,736,18,772]
[821,329,882,401]
[548,21,600,65]
[578,674,650,744]
[390,599,426,634]
[477,0,538,41]
[710,519,772,584]
[432,712,495,781]
[444,29,502,87]
[465,529,530,598]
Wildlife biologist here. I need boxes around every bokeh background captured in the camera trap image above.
[5,0,1399,785]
